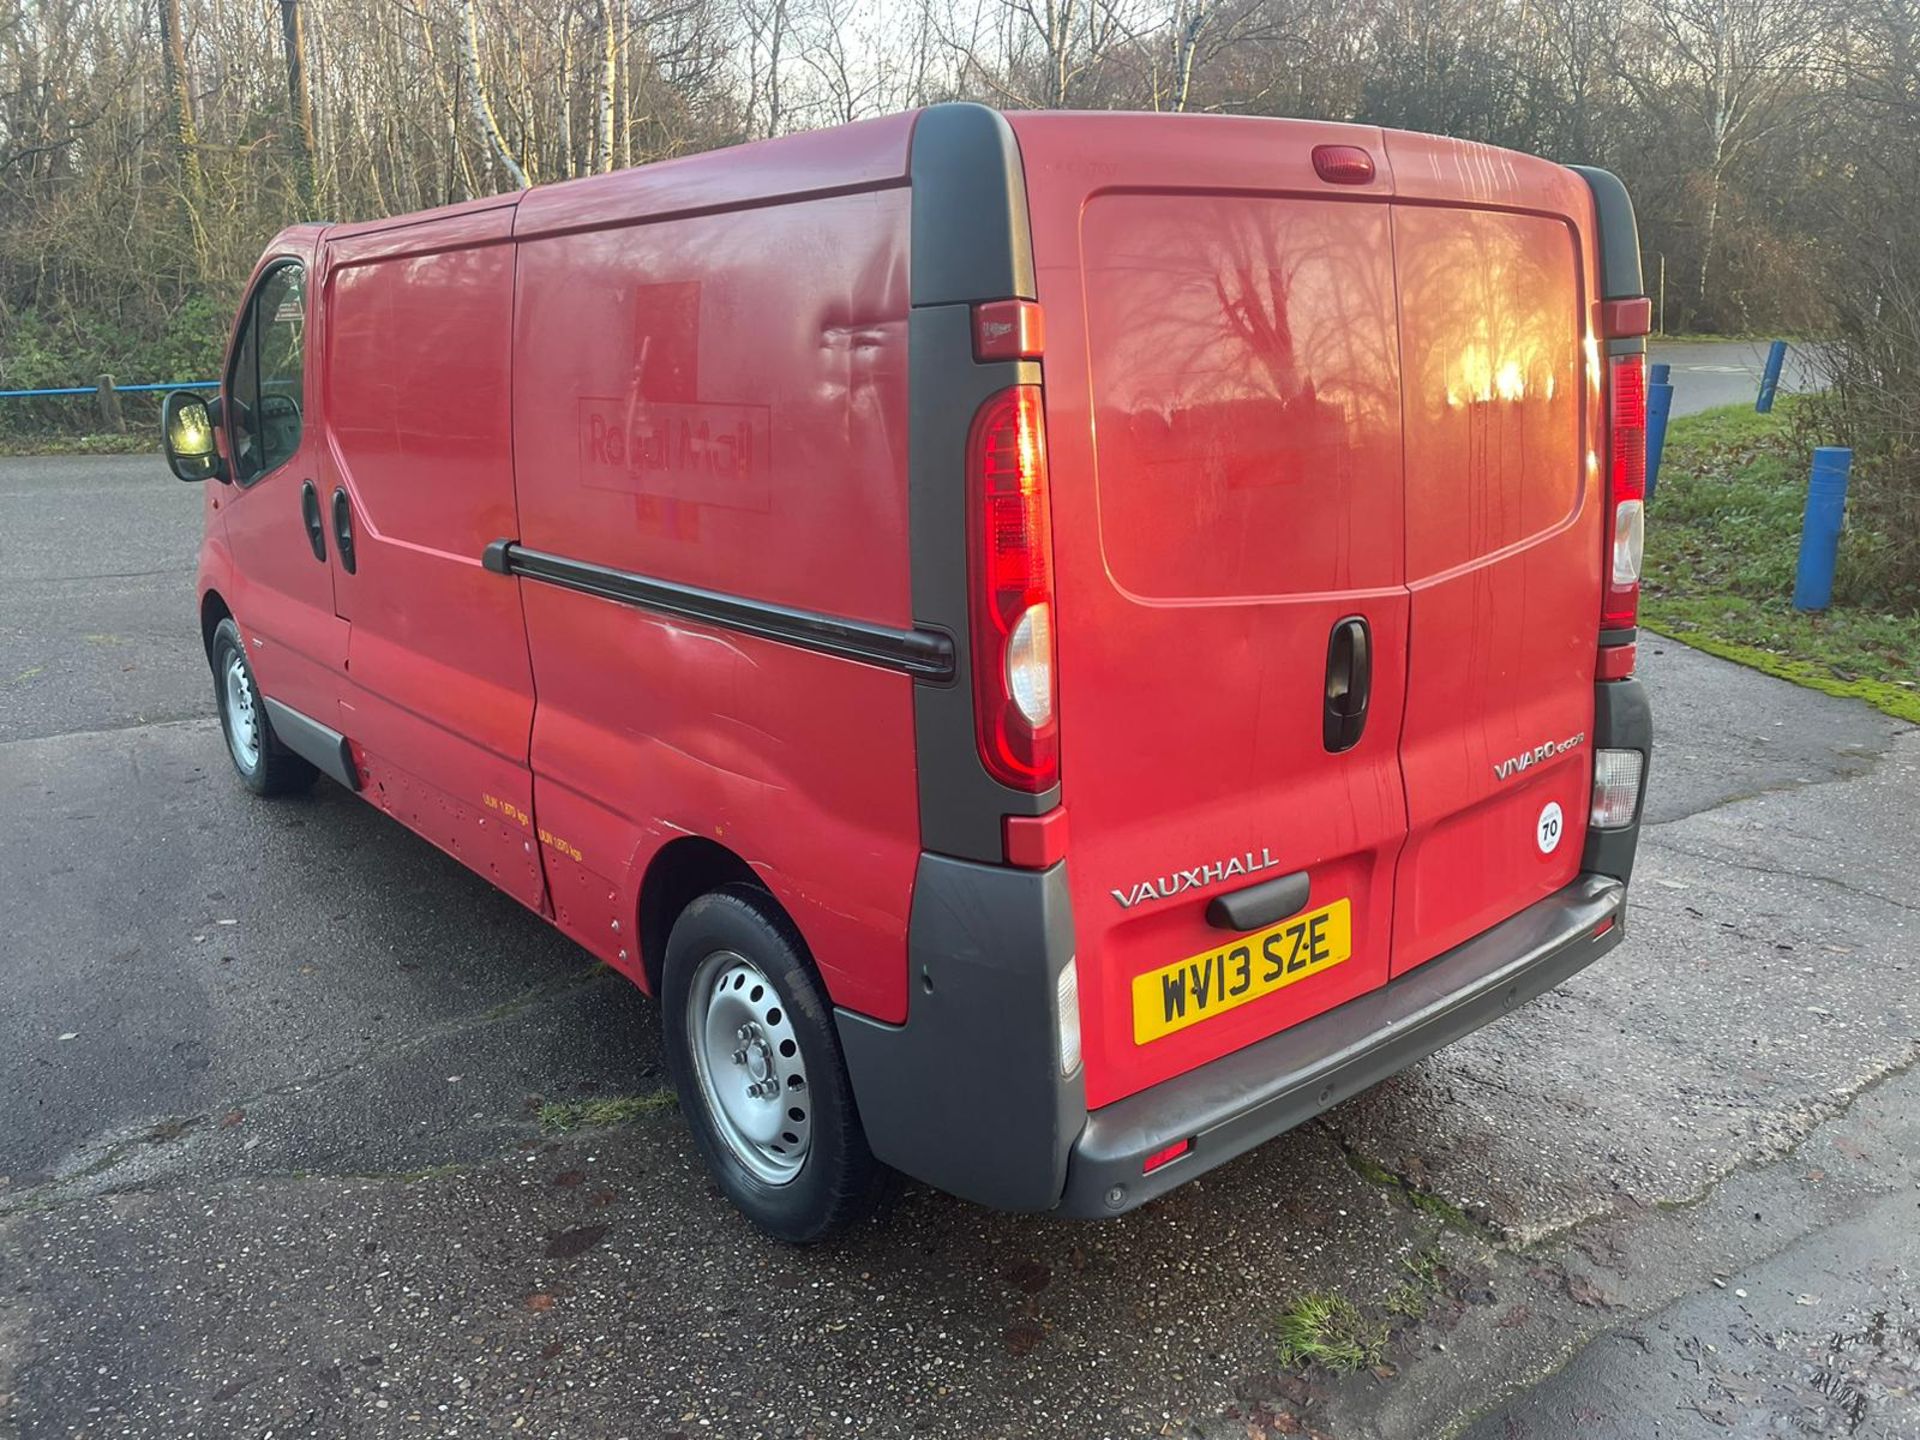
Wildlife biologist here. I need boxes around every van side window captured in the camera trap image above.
[227,263,307,485]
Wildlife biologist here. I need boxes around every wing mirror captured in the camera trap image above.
[161,390,226,483]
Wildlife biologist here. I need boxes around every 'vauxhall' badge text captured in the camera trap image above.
[1111,848,1279,910]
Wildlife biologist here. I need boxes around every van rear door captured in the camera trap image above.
[1007,114,1412,1109]
[1385,134,1604,973]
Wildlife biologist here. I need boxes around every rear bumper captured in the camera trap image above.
[838,859,1628,1217]
[1053,872,1626,1217]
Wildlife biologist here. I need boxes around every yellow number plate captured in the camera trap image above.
[1132,898,1353,1045]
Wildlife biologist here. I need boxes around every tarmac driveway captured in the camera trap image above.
[1,455,1915,1438]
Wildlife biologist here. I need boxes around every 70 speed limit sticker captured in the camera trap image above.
[1536,801,1565,855]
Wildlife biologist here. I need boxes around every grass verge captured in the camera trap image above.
[1643,399,1920,725]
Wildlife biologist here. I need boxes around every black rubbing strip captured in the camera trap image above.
[492,542,955,681]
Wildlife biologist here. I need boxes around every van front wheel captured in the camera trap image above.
[209,618,316,797]
[662,885,890,1242]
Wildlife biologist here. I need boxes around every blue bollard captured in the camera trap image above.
[1650,362,1671,386]
[1646,376,1675,501]
[1756,340,1788,413]
[1792,448,1852,611]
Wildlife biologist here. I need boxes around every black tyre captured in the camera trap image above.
[209,617,317,797]
[661,884,891,1242]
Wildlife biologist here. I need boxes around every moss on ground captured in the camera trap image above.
[536,1093,676,1133]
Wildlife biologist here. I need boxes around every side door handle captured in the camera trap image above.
[299,481,327,562]
[1323,615,1372,753]
[330,486,357,575]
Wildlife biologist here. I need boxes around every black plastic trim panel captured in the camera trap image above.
[261,696,361,791]
[488,542,955,680]
[1570,166,1644,301]
[905,104,1057,861]
[835,853,1083,1212]
[1055,874,1627,1218]
[1583,676,1653,882]
[908,104,1036,306]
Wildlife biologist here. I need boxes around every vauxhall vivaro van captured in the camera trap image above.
[161,104,1654,1241]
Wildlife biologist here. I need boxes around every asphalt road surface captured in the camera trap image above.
[1648,339,1823,417]
[2,445,1916,1440]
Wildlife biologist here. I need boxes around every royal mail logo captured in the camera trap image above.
[1111,847,1280,910]
[578,397,772,512]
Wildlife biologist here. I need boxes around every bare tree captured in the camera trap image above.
[1629,0,1819,304]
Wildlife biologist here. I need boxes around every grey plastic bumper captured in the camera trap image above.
[835,853,1085,1212]
[1054,873,1627,1218]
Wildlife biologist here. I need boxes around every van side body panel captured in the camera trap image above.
[509,170,921,1021]
[320,206,548,911]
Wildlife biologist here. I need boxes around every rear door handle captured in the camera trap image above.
[330,486,357,575]
[1206,869,1311,932]
[299,481,327,562]
[1323,615,1372,753]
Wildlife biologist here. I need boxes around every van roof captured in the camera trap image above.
[287,106,1586,254]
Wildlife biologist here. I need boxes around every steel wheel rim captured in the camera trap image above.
[223,651,262,772]
[687,949,811,1186]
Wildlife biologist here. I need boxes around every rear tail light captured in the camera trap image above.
[968,385,1058,792]
[1603,353,1647,630]
[1055,959,1082,1075]
[1590,748,1644,828]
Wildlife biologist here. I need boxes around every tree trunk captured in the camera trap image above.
[558,9,574,179]
[459,0,529,189]
[278,0,321,217]
[1171,7,1206,113]
[156,0,206,226]
[617,0,633,169]
[597,0,616,171]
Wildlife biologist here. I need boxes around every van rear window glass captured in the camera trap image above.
[1079,193,1405,601]
[1394,207,1582,578]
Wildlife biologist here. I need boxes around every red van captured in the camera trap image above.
[161,104,1653,1241]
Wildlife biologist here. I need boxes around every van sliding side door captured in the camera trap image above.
[317,206,547,912]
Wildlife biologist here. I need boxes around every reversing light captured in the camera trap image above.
[1591,748,1644,829]
[1006,603,1053,725]
[1055,959,1082,1075]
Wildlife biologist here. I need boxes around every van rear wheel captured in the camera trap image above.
[661,884,890,1242]
[209,618,316,797]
